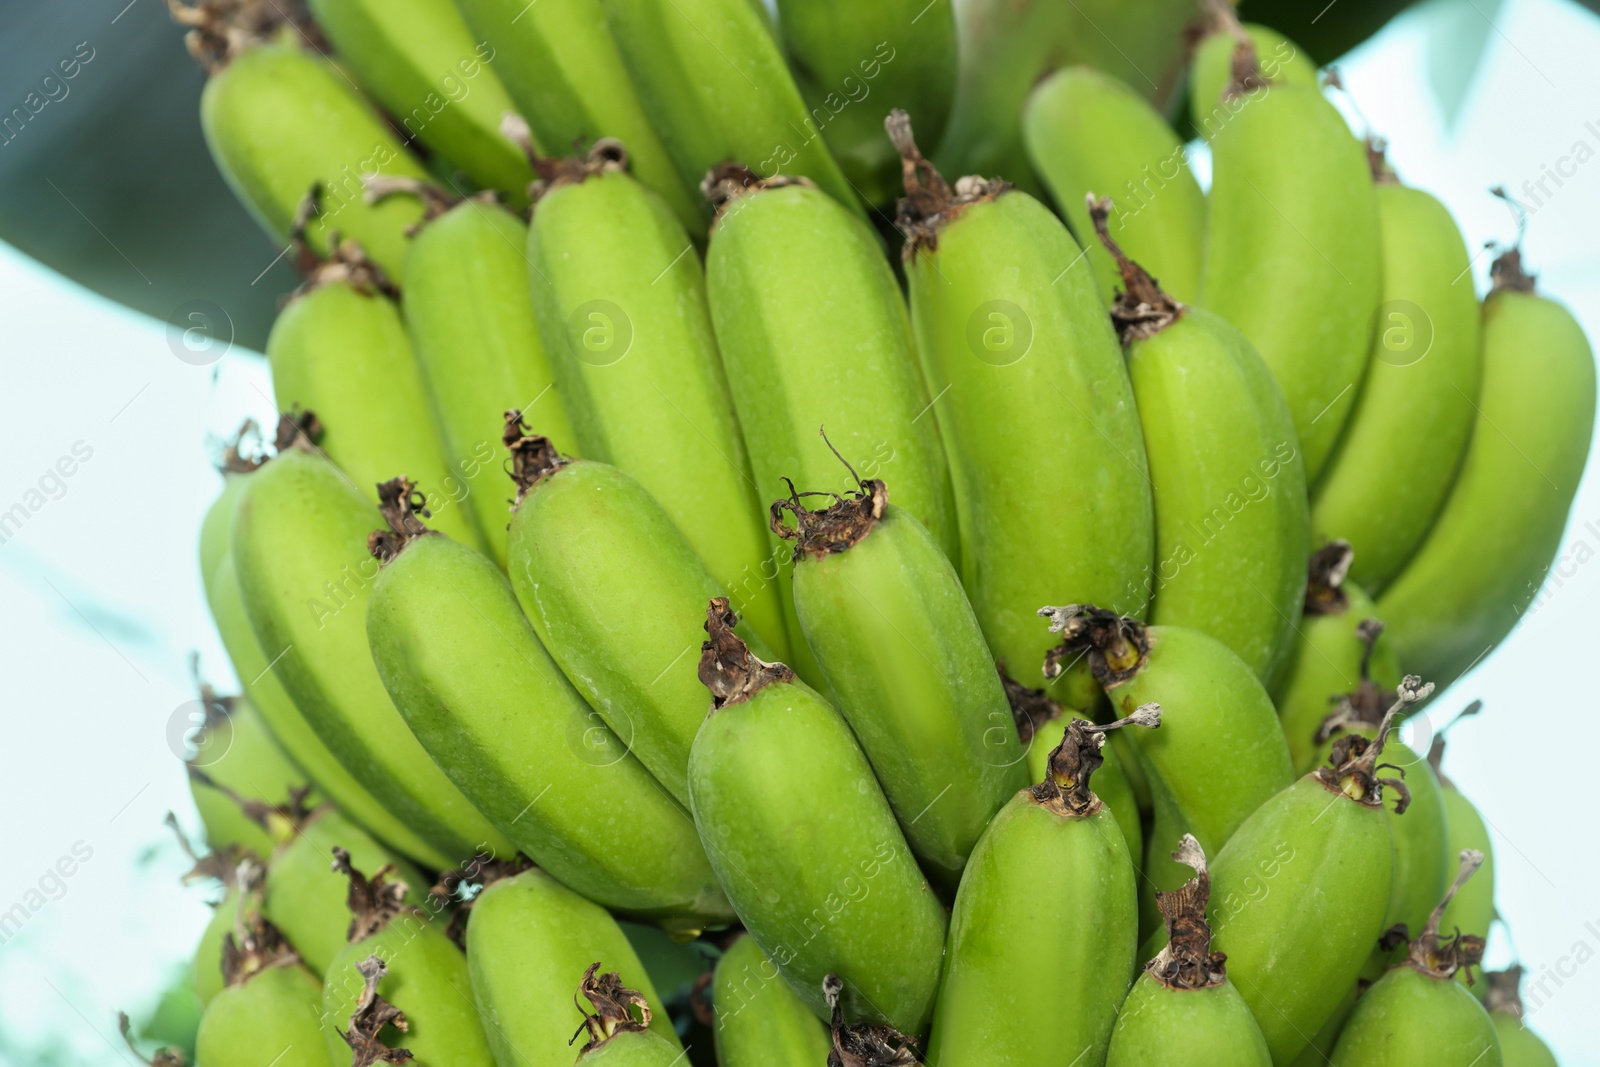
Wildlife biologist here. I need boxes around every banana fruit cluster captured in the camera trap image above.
[158,1,1591,1065]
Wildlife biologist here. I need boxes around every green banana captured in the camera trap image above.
[1484,968,1560,1067]
[192,886,239,1006]
[320,854,495,1066]
[1378,248,1596,685]
[186,687,308,860]
[185,20,430,276]
[926,709,1157,1065]
[1023,66,1205,304]
[1329,851,1502,1066]
[773,0,957,206]
[689,600,947,1034]
[1312,172,1485,592]
[194,914,335,1067]
[364,479,734,932]
[202,431,445,867]
[597,0,862,212]
[703,168,957,681]
[1007,671,1144,875]
[189,850,261,1007]
[267,276,483,549]
[522,145,788,658]
[1198,32,1381,481]
[261,807,429,978]
[232,445,512,863]
[503,424,772,806]
[1314,708,1449,943]
[1429,728,1498,974]
[776,474,1025,886]
[303,0,533,203]
[1105,836,1273,1067]
[1275,542,1402,774]
[1040,607,1294,934]
[466,868,683,1067]
[1090,202,1308,684]
[712,934,831,1066]
[398,194,577,567]
[1194,685,1428,1063]
[1188,19,1317,137]
[451,0,703,231]
[892,111,1153,712]
[935,0,1196,189]
[570,966,684,1065]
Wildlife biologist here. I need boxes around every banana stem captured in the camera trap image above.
[1404,850,1488,980]
[1303,540,1354,615]
[1148,834,1228,989]
[824,973,921,1066]
[341,955,413,1066]
[698,598,794,709]
[331,847,412,941]
[1032,703,1161,817]
[573,964,653,1052]
[1038,604,1150,686]
[1086,195,1183,342]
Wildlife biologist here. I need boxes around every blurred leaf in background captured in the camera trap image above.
[0,4,292,352]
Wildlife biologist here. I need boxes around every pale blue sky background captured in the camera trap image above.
[1,0,1598,1062]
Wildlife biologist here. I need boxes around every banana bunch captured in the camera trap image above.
[143,0,1593,1064]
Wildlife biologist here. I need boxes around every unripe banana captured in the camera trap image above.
[186,688,308,860]
[935,0,1195,189]
[1040,607,1294,935]
[202,429,443,866]
[1275,543,1402,774]
[926,709,1157,1065]
[1023,68,1205,304]
[261,808,428,978]
[1430,730,1498,974]
[570,965,684,1064]
[1312,175,1484,591]
[1198,36,1381,481]
[703,169,957,681]
[209,550,445,867]
[892,112,1153,712]
[1484,968,1560,1067]
[777,475,1026,887]
[232,445,511,863]
[1314,719,1448,942]
[398,196,577,566]
[319,855,493,1066]
[467,869,683,1067]
[303,0,533,203]
[1188,19,1317,136]
[1010,672,1145,875]
[267,278,483,550]
[194,914,334,1067]
[503,423,773,807]
[523,146,788,658]
[1378,249,1596,685]
[365,480,734,932]
[185,24,430,276]
[772,0,957,206]
[1193,686,1428,1063]
[451,0,703,231]
[1089,204,1308,684]
[712,934,831,1066]
[597,0,862,213]
[1329,851,1501,1066]
[1105,836,1273,1067]
[689,600,947,1034]
[192,873,252,1006]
